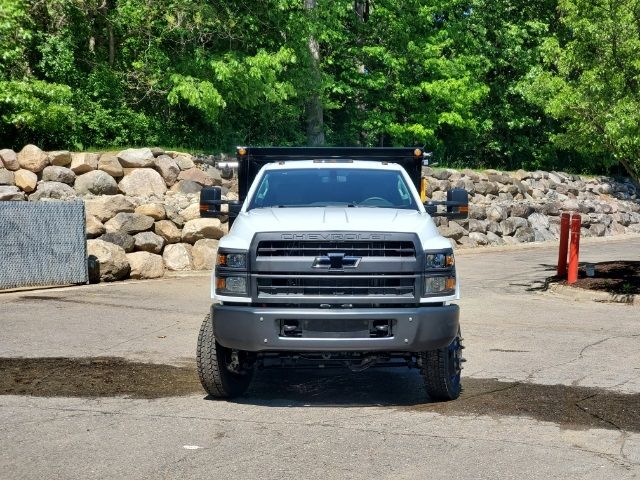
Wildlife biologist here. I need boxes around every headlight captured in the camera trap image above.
[423,250,455,296]
[425,252,455,269]
[215,249,249,296]
[216,276,247,294]
[424,276,456,295]
[216,251,247,269]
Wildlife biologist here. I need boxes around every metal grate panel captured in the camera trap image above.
[257,241,416,257]
[257,275,415,297]
[0,201,88,289]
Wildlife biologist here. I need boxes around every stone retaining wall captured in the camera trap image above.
[1,145,638,282]
[1,145,233,282]
[424,167,640,247]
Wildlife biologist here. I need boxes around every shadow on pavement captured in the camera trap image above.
[1,357,639,433]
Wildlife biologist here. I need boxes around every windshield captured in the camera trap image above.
[248,168,419,210]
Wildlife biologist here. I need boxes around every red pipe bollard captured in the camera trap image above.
[557,212,571,277]
[567,214,582,284]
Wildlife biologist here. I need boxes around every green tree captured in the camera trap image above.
[521,0,640,181]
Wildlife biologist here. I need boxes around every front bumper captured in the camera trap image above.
[212,304,459,352]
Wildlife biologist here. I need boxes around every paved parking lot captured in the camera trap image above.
[1,236,639,479]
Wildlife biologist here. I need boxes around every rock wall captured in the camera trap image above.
[424,167,640,247]
[0,145,234,282]
[1,145,639,282]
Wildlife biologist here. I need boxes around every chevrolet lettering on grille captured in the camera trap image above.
[312,252,362,270]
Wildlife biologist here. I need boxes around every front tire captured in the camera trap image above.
[196,313,254,398]
[419,329,464,401]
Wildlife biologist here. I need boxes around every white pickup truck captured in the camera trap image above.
[197,147,468,401]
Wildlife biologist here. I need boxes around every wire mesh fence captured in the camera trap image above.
[0,201,88,290]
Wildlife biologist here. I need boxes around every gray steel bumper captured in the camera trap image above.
[212,304,459,352]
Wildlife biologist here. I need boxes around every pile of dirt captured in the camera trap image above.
[568,261,640,295]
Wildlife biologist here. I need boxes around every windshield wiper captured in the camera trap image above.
[274,204,357,208]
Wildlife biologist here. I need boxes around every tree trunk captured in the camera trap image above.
[304,0,325,146]
[108,23,115,66]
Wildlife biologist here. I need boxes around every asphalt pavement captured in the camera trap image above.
[1,235,639,479]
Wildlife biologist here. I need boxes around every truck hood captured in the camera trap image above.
[219,207,453,250]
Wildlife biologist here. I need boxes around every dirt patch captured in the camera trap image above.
[567,261,640,295]
[1,357,639,433]
[0,357,201,399]
[405,378,640,433]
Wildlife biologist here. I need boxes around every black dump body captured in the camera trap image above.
[236,147,425,202]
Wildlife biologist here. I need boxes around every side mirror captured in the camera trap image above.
[446,188,469,219]
[200,186,243,224]
[200,186,222,217]
[424,188,468,219]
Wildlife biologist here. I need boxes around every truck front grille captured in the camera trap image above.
[256,241,415,258]
[256,275,415,298]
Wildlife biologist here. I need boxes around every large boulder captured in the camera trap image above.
[86,214,105,238]
[175,154,195,170]
[514,226,536,242]
[126,252,165,279]
[528,212,550,231]
[70,152,99,174]
[438,221,467,240]
[28,181,76,201]
[469,232,489,246]
[118,168,167,196]
[154,155,180,186]
[135,203,166,220]
[48,151,71,166]
[0,168,15,185]
[105,212,154,235]
[589,223,606,237]
[170,180,203,194]
[87,239,130,282]
[485,231,505,246]
[0,185,25,201]
[133,231,165,254]
[177,167,215,187]
[84,194,135,222]
[468,219,489,234]
[179,203,200,222]
[42,165,76,185]
[98,153,124,177]
[486,205,508,222]
[164,205,185,227]
[181,218,225,243]
[74,170,119,195]
[500,217,528,236]
[99,232,136,252]
[163,243,193,271]
[154,220,182,244]
[192,239,219,270]
[0,149,19,171]
[17,144,48,173]
[117,148,155,168]
[510,203,534,218]
[205,167,223,186]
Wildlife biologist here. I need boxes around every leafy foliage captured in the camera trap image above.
[0,0,635,178]
[520,0,640,180]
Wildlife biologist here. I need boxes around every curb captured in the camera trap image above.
[547,282,638,307]
[455,233,640,256]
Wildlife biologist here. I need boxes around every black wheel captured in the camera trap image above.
[196,313,254,398]
[419,329,464,401]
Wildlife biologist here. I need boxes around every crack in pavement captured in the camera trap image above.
[524,333,640,383]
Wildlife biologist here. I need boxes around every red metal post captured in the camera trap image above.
[567,214,581,284]
[557,212,571,277]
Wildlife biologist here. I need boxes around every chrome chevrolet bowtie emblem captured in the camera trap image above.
[312,253,361,270]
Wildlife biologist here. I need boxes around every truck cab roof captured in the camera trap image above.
[260,159,408,172]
